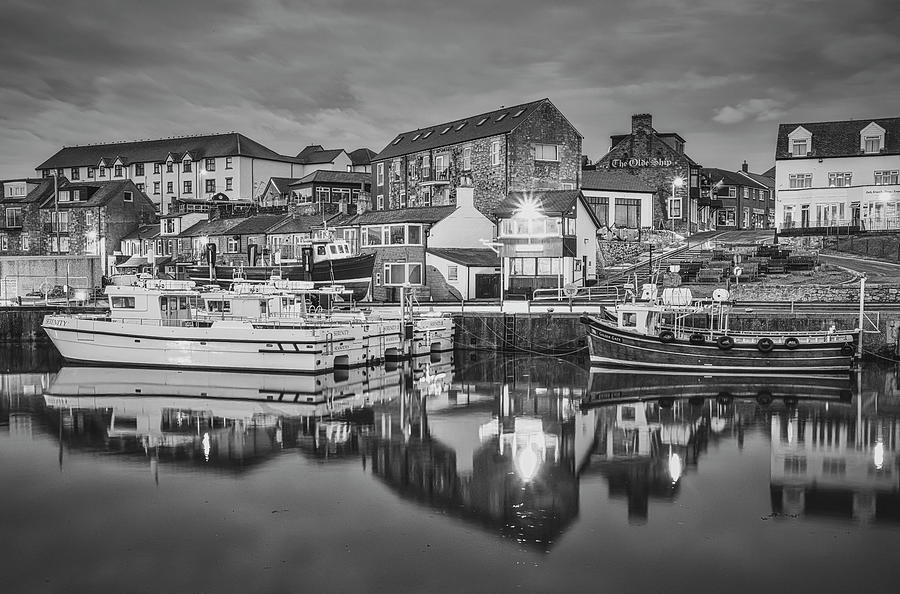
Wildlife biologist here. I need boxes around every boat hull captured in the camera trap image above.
[185,253,376,301]
[580,315,856,373]
[42,315,401,373]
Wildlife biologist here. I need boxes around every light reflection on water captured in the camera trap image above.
[2,346,899,592]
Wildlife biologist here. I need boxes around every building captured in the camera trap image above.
[737,163,776,228]
[494,189,601,298]
[774,117,900,232]
[580,170,655,237]
[594,114,707,234]
[336,183,496,301]
[36,133,305,211]
[288,170,371,209]
[294,145,352,174]
[702,162,774,229]
[1,178,54,257]
[371,98,582,217]
[257,177,301,209]
[348,148,376,173]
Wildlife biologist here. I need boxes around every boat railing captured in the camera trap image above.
[532,284,621,302]
[659,322,856,339]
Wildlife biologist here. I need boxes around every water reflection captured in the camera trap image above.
[4,351,900,556]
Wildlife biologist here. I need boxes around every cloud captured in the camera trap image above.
[713,99,787,125]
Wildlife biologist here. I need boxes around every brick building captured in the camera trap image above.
[1,178,54,256]
[594,114,707,234]
[702,163,774,229]
[371,98,582,217]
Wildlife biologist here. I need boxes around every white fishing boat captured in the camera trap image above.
[42,278,403,373]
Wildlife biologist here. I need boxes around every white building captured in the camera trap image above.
[580,170,655,234]
[774,118,900,230]
[36,133,307,212]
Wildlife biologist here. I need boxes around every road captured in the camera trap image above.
[819,253,900,282]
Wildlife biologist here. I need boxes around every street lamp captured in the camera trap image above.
[670,176,684,233]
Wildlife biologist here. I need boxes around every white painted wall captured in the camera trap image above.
[425,253,498,299]
[428,186,495,248]
[581,188,654,228]
[575,198,599,280]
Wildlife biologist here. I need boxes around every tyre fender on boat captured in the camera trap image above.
[717,335,735,350]
[784,337,800,350]
[757,337,775,353]
[841,343,855,356]
[658,330,676,343]
[689,333,705,345]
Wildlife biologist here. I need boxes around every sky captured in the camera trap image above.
[1,0,899,179]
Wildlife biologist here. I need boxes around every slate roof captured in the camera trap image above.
[291,170,371,186]
[1,178,55,204]
[37,132,291,170]
[345,206,457,226]
[122,224,160,241]
[775,117,900,160]
[179,217,246,238]
[294,145,346,165]
[38,180,141,209]
[762,165,776,178]
[701,168,763,189]
[738,170,775,190]
[268,214,336,235]
[495,189,602,229]
[580,170,655,193]
[349,148,376,166]
[225,214,290,235]
[374,98,551,161]
[427,248,500,268]
[268,177,301,193]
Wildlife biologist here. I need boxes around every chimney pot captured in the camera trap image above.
[741,160,749,173]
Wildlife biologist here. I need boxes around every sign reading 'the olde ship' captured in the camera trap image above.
[610,157,674,168]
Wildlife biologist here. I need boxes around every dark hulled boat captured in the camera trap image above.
[580,287,858,373]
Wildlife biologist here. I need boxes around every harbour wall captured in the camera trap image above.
[731,284,900,303]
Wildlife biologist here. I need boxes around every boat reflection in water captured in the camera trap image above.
[580,367,857,524]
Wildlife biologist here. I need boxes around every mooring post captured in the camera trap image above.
[857,275,866,360]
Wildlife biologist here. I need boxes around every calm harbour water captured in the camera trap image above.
[2,346,899,593]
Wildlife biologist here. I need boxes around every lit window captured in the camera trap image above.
[476,117,488,126]
[827,172,852,187]
[875,170,899,185]
[422,131,432,138]
[496,113,507,122]
[412,133,421,141]
[668,197,682,219]
[513,108,526,117]
[392,137,403,145]
[441,127,451,135]
[455,122,467,131]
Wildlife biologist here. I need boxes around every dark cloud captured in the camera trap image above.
[1,0,898,177]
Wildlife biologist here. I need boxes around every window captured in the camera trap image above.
[718,207,737,226]
[420,154,430,179]
[377,162,384,185]
[21,233,29,251]
[99,168,107,178]
[154,163,161,174]
[441,126,451,135]
[827,172,852,187]
[167,181,174,194]
[875,170,899,185]
[50,234,69,253]
[742,187,749,199]
[389,225,405,244]
[392,160,401,181]
[124,191,133,202]
[513,108,526,117]
[422,131,432,139]
[205,179,216,193]
[5,207,22,228]
[407,225,421,245]
[533,144,559,161]
[227,237,239,253]
[586,197,609,224]
[205,158,215,171]
[153,181,160,195]
[183,181,192,194]
[392,137,403,145]
[136,183,144,192]
[447,265,458,281]
[59,190,71,202]
[462,146,472,171]
[376,194,384,210]
[490,140,501,166]
[225,177,233,190]
[727,186,736,198]
[615,198,641,228]
[111,296,136,309]
[864,136,881,153]
[57,168,64,177]
[412,133,421,141]
[455,122,467,131]
[383,262,423,285]
[87,167,95,179]
[134,163,144,176]
[562,183,575,190]
[791,139,808,157]
[0,234,7,251]
[316,187,330,203]
[70,168,80,181]
[668,197,682,219]
[496,113,507,122]
[183,160,192,173]
[114,165,123,177]
[332,188,351,203]
[225,157,233,169]
[509,257,560,276]
[434,154,447,178]
[166,162,174,173]
[476,117,488,126]
[788,174,813,189]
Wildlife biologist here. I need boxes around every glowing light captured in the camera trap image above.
[668,452,683,483]
[874,440,885,470]
[514,195,543,220]
[672,177,684,188]
[202,432,211,461]
[516,446,540,482]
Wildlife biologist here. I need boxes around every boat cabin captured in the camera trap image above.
[106,280,201,324]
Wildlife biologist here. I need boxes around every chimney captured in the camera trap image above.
[741,160,749,173]
[456,177,474,210]
[632,114,653,134]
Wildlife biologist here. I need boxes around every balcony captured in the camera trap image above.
[420,168,451,186]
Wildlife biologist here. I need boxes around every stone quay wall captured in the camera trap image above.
[731,284,900,303]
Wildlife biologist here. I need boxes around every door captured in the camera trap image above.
[475,274,500,299]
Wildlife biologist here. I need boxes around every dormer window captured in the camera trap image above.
[183,159,192,173]
[791,139,808,157]
[787,125,812,157]
[860,122,886,154]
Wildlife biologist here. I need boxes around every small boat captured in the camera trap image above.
[185,232,375,302]
[580,285,858,373]
[42,278,403,373]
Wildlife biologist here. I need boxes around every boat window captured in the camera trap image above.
[622,312,637,327]
[317,246,327,256]
[329,245,338,254]
[207,300,231,313]
[160,298,168,312]
[111,296,135,309]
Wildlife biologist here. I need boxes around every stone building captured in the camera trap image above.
[702,162,774,229]
[594,114,707,234]
[371,98,582,217]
